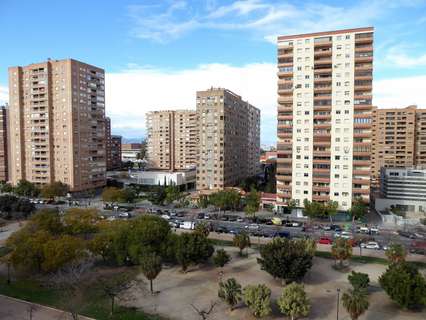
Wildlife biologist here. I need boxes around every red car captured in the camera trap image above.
[318,237,333,245]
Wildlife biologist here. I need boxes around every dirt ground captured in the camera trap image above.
[124,246,426,320]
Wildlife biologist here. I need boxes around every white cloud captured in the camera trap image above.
[105,63,277,143]
[385,49,426,67]
[127,0,420,43]
[374,75,426,107]
[0,85,8,105]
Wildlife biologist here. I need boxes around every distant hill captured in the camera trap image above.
[122,137,145,144]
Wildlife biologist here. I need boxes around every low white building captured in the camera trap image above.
[128,169,196,188]
[375,167,426,225]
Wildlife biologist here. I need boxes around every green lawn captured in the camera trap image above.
[0,275,164,320]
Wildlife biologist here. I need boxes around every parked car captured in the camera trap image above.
[410,240,426,255]
[271,217,282,226]
[357,226,370,234]
[180,221,195,230]
[369,226,380,235]
[361,241,380,250]
[398,230,416,239]
[118,212,130,219]
[169,221,179,228]
[197,212,205,219]
[274,230,290,239]
[161,214,171,220]
[214,226,228,233]
[236,217,244,222]
[245,223,260,231]
[318,237,333,245]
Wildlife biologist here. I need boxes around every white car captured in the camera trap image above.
[245,223,260,230]
[161,214,171,220]
[335,231,353,239]
[361,241,380,250]
[369,226,379,234]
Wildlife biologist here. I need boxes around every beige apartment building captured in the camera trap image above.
[196,88,261,190]
[146,110,198,171]
[276,27,373,211]
[0,105,8,181]
[8,59,106,192]
[371,105,426,186]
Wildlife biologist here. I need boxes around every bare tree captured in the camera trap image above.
[190,301,217,320]
[49,259,94,320]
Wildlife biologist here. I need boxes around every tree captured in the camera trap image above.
[0,182,13,193]
[348,271,370,291]
[197,195,209,209]
[40,181,69,199]
[244,188,260,219]
[14,179,39,197]
[119,187,136,203]
[42,235,86,273]
[98,273,134,315]
[277,283,310,320]
[385,243,406,264]
[379,262,426,310]
[30,208,63,235]
[175,233,214,272]
[139,252,162,294]
[194,221,210,238]
[63,208,99,237]
[331,238,353,268]
[213,249,231,268]
[286,199,297,214]
[233,232,251,256]
[303,199,323,220]
[148,186,166,205]
[101,187,122,203]
[349,198,367,222]
[243,284,272,318]
[13,198,35,218]
[0,195,17,216]
[257,238,313,284]
[218,278,242,311]
[190,302,217,320]
[209,191,228,214]
[324,200,338,222]
[164,184,182,204]
[342,289,369,320]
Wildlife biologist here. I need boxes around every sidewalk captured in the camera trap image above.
[0,294,94,320]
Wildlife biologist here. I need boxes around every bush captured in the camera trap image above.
[243,284,271,318]
[175,233,214,272]
[379,262,426,310]
[213,249,231,268]
[348,271,370,291]
[277,283,310,320]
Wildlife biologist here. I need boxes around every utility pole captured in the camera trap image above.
[336,288,341,320]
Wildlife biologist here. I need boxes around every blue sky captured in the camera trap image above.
[1,0,426,146]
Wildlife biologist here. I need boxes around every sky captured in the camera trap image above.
[1,0,426,146]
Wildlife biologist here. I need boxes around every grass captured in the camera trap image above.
[0,274,164,320]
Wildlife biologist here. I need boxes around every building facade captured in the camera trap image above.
[276,27,373,211]
[0,105,8,181]
[121,143,142,162]
[416,109,426,165]
[110,135,122,170]
[146,110,198,171]
[196,88,260,190]
[8,59,106,191]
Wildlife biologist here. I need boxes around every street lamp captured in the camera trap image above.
[336,288,341,320]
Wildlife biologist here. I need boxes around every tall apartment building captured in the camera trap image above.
[8,59,106,191]
[276,27,373,211]
[110,135,122,170]
[105,117,112,169]
[0,105,8,181]
[371,106,416,184]
[146,110,198,171]
[196,88,260,190]
[370,105,426,185]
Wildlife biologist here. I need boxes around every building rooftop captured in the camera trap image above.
[277,26,374,41]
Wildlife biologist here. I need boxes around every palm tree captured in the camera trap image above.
[140,253,162,294]
[233,232,251,256]
[218,278,242,311]
[331,238,353,268]
[342,289,369,320]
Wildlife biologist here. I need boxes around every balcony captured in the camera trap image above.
[312,195,330,202]
[313,186,330,192]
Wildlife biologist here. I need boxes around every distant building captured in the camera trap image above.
[8,59,106,191]
[121,143,142,162]
[0,105,8,182]
[375,167,426,225]
[126,168,195,189]
[196,88,261,190]
[110,135,122,170]
[146,110,198,171]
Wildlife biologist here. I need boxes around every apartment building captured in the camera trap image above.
[121,143,142,162]
[110,135,122,170]
[8,59,106,191]
[416,109,426,165]
[196,88,260,190]
[371,106,417,185]
[146,110,198,171]
[276,27,373,211]
[0,105,8,181]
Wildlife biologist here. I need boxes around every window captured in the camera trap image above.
[345,35,350,39]
[334,192,339,196]
[337,45,342,50]
[304,173,309,177]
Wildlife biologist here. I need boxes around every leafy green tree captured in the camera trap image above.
[197,195,209,208]
[148,186,166,205]
[385,243,406,264]
[227,189,241,212]
[0,195,18,217]
[119,187,136,203]
[379,262,426,310]
[243,284,272,318]
[348,271,370,291]
[0,182,13,193]
[277,283,310,320]
[160,233,179,264]
[31,208,63,235]
[233,231,251,256]
[342,289,369,320]
[213,249,231,268]
[164,184,182,204]
[218,278,242,311]
[303,199,323,220]
[194,222,210,238]
[175,233,214,272]
[349,198,367,222]
[63,208,99,237]
[13,198,35,217]
[40,181,69,199]
[257,238,313,284]
[41,235,86,273]
[14,179,39,197]
[324,200,338,222]
[101,187,122,203]
[331,238,353,268]
[139,252,162,294]
[244,188,260,219]
[209,190,228,214]
[0,195,35,219]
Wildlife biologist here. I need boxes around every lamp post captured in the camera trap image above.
[336,288,341,320]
